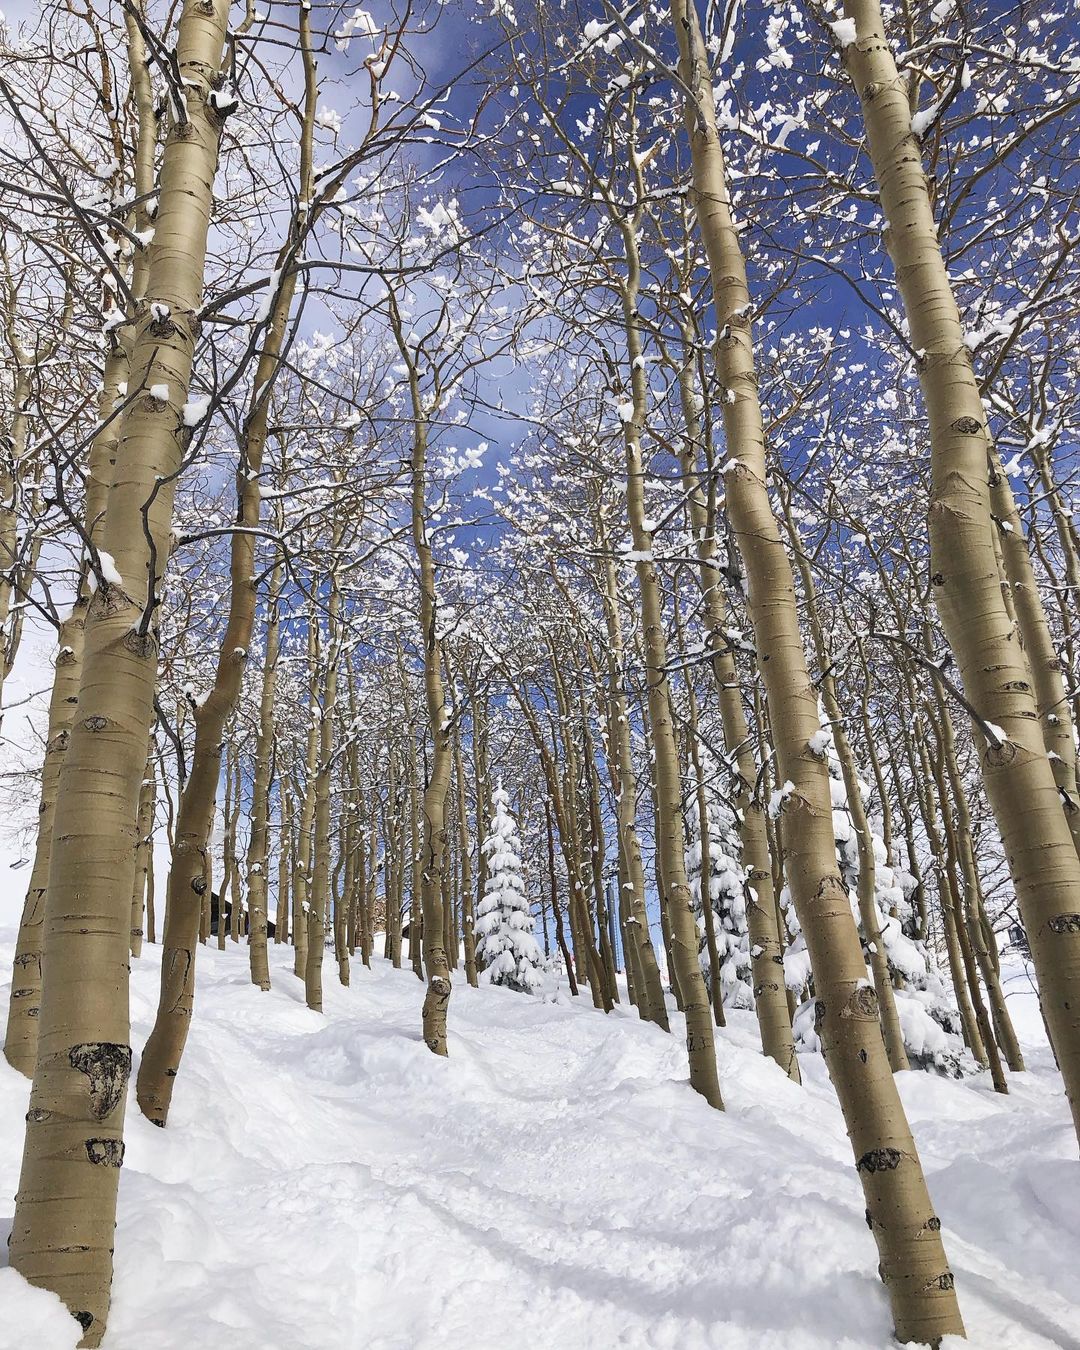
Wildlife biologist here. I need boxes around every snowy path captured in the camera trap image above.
[1,933,1078,1350]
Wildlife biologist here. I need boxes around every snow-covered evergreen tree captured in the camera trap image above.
[782,717,966,1076]
[685,748,753,1009]
[477,782,545,994]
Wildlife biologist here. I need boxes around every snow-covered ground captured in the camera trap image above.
[0,933,1077,1350]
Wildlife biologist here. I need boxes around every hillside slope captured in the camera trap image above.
[1,932,1077,1350]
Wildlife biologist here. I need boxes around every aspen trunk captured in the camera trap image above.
[620,391,721,1097]
[9,3,231,1337]
[934,689,1024,1074]
[3,601,86,1073]
[607,184,720,1101]
[597,552,669,1028]
[247,556,283,990]
[904,696,986,1064]
[389,306,453,1052]
[218,745,235,952]
[546,799,578,996]
[671,335,797,1077]
[293,625,322,979]
[989,468,1080,855]
[582,704,620,1006]
[451,700,479,986]
[276,775,293,946]
[843,0,1080,1146]
[305,571,341,1013]
[4,289,130,1073]
[933,756,1005,1092]
[129,755,156,958]
[667,3,962,1335]
[677,621,725,1027]
[783,499,909,1071]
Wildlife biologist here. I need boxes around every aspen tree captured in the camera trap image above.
[932,685,1024,1073]
[666,3,962,1336]
[3,600,86,1073]
[662,290,798,1078]
[389,293,453,1054]
[780,493,908,1071]
[276,774,293,945]
[129,754,156,957]
[305,559,343,1013]
[3,3,153,1072]
[595,541,669,1029]
[902,686,987,1065]
[450,668,479,986]
[136,4,317,1120]
[603,112,723,1103]
[247,553,284,990]
[839,0,1080,1144]
[674,595,725,1027]
[989,468,1080,855]
[292,628,320,978]
[8,2,233,1338]
[545,798,579,995]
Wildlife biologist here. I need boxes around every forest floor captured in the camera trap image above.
[1,929,1078,1350]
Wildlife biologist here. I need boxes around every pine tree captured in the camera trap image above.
[477,783,545,995]
[685,748,753,1010]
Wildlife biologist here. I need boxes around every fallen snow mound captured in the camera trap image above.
[1,932,1078,1350]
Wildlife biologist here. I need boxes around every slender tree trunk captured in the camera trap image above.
[843,0,1080,1147]
[596,550,669,1028]
[276,774,292,946]
[614,212,721,1104]
[129,753,155,958]
[989,468,1080,855]
[4,601,86,1073]
[670,325,798,1077]
[933,689,1025,1073]
[666,4,962,1336]
[136,5,316,1118]
[545,799,578,996]
[305,567,341,1013]
[293,655,320,980]
[782,497,908,1071]
[10,3,231,1337]
[451,695,478,987]
[247,556,283,989]
[904,695,986,1064]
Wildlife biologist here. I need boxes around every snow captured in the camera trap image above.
[98,550,123,587]
[984,722,1008,747]
[148,383,169,403]
[182,395,211,428]
[0,932,1077,1349]
[828,18,858,47]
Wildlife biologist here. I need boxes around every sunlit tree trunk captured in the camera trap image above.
[305,563,342,1012]
[843,0,1080,1147]
[666,3,962,1335]
[613,197,721,1106]
[669,322,797,1078]
[9,2,231,1337]
[596,549,669,1028]
[781,493,908,1071]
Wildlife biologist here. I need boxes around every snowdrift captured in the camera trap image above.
[1,932,1077,1350]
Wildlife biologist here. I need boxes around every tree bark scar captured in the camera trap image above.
[85,1138,125,1167]
[857,1147,903,1173]
[69,1042,132,1119]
